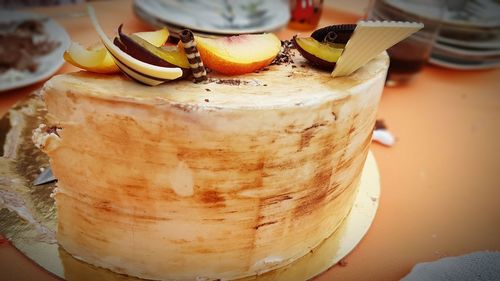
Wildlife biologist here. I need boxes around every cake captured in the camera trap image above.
[33,48,388,280]
[28,12,412,280]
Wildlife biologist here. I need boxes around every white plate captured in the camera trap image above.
[133,0,290,35]
[437,34,500,49]
[432,42,500,62]
[385,0,500,28]
[433,42,500,58]
[0,10,70,92]
[429,55,500,70]
[134,4,220,38]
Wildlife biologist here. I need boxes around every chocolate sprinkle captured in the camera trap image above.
[271,39,295,66]
[337,258,348,267]
[45,125,62,137]
[374,119,387,130]
[210,78,241,86]
[208,78,238,85]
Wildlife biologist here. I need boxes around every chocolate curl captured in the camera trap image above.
[180,29,207,83]
[323,31,338,43]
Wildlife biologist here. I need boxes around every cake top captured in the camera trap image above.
[54,6,422,110]
[45,50,388,110]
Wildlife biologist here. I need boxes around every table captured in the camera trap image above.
[1,1,499,280]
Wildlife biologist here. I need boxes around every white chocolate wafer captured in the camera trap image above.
[332,21,423,77]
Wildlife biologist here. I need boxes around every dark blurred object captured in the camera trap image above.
[288,0,324,31]
[367,0,446,86]
[0,0,84,9]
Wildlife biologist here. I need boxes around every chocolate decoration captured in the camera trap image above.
[179,29,207,83]
[116,24,174,68]
[311,24,357,44]
[323,31,338,43]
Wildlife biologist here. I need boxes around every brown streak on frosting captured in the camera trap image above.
[292,169,335,218]
[200,190,225,205]
[299,123,328,151]
[254,220,278,230]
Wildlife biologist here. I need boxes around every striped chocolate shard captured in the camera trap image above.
[87,5,182,86]
[180,29,207,83]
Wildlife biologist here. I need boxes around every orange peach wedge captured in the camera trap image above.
[64,28,169,74]
[195,33,281,75]
[64,42,119,74]
[134,27,169,47]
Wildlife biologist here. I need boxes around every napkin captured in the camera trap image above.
[401,251,500,281]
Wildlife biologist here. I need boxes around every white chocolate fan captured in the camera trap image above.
[332,21,423,77]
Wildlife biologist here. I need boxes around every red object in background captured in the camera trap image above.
[0,235,9,245]
[289,0,324,31]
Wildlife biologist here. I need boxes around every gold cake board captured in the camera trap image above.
[0,95,380,281]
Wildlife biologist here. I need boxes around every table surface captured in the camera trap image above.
[1,1,499,281]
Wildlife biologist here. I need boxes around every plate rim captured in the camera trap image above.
[433,42,500,58]
[429,55,500,70]
[384,0,500,28]
[437,35,500,50]
[133,0,291,35]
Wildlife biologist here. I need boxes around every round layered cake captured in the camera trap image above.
[34,50,388,280]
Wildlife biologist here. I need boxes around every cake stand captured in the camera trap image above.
[0,95,380,281]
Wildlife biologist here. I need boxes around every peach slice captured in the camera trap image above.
[133,27,169,47]
[195,33,281,75]
[63,42,119,74]
[64,28,170,74]
[293,37,344,70]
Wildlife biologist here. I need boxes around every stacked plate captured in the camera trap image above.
[430,2,500,70]
[384,0,500,70]
[133,0,290,37]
